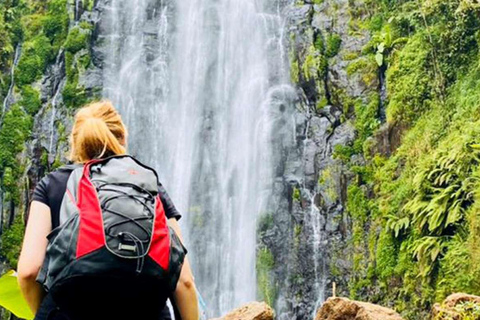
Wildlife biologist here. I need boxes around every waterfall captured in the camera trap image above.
[100,0,292,317]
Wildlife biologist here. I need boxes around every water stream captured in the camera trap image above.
[100,0,292,317]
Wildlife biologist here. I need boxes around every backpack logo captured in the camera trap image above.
[128,169,139,175]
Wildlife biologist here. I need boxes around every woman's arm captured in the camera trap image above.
[168,218,199,320]
[17,201,51,313]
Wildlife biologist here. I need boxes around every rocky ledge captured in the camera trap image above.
[432,293,480,320]
[315,297,404,320]
[210,302,274,320]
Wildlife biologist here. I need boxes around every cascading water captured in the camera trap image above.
[100,0,293,317]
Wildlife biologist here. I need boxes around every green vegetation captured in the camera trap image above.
[334,0,480,318]
[292,186,301,202]
[0,270,34,320]
[15,35,54,86]
[0,215,26,269]
[63,24,93,109]
[325,34,342,58]
[20,85,41,115]
[0,105,32,204]
[256,247,277,306]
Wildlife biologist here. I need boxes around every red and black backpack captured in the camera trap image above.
[36,155,186,314]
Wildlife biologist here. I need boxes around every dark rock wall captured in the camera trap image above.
[259,1,378,319]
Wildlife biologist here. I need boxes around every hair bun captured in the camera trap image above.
[69,101,127,163]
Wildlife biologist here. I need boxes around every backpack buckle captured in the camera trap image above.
[118,243,137,252]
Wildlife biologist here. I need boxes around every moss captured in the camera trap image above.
[316,96,328,111]
[256,247,276,306]
[333,144,355,163]
[353,93,380,153]
[290,59,299,84]
[294,224,302,238]
[62,81,88,108]
[20,85,41,115]
[0,106,32,165]
[343,51,360,61]
[0,105,32,203]
[302,45,321,81]
[318,167,339,203]
[40,149,49,168]
[314,34,324,52]
[369,13,384,32]
[43,0,69,49]
[0,214,25,269]
[62,24,92,109]
[15,35,54,86]
[375,229,397,281]
[346,58,369,76]
[64,26,89,54]
[292,187,301,202]
[52,153,64,170]
[83,0,95,12]
[385,32,432,123]
[258,212,274,234]
[325,34,342,58]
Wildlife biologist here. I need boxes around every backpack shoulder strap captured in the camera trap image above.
[58,166,84,225]
[56,163,83,172]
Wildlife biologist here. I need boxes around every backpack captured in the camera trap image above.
[36,155,187,314]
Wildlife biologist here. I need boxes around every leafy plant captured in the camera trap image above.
[0,271,34,320]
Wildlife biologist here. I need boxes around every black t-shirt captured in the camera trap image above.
[31,164,181,229]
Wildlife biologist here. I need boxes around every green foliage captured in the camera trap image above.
[302,45,327,81]
[434,300,480,320]
[290,59,299,83]
[385,32,432,123]
[15,35,54,86]
[404,136,479,235]
[256,247,276,306]
[318,166,339,202]
[62,81,88,108]
[292,187,301,202]
[337,1,480,318]
[0,105,32,170]
[62,24,92,109]
[325,34,342,58]
[0,215,25,269]
[0,105,32,203]
[0,270,34,320]
[64,26,89,54]
[353,94,380,152]
[43,0,69,49]
[333,144,355,163]
[20,85,41,115]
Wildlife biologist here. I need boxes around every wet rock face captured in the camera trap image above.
[209,302,274,320]
[26,0,105,202]
[315,297,404,320]
[260,0,378,318]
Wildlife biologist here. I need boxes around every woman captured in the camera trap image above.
[17,100,199,320]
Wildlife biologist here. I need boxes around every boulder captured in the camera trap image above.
[210,302,274,320]
[315,297,404,320]
[432,293,480,320]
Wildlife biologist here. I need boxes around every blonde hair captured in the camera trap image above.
[69,100,128,163]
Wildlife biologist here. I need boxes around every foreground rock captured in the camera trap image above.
[315,297,404,320]
[210,302,274,320]
[432,293,480,319]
